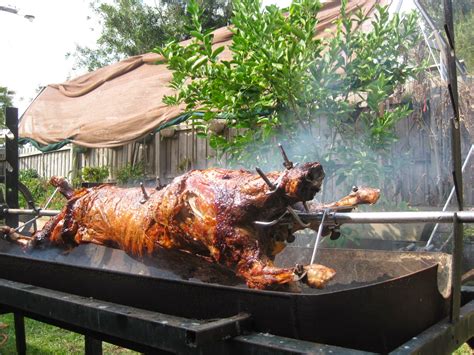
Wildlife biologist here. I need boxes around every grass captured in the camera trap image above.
[0,313,472,354]
[453,343,472,355]
[0,314,138,354]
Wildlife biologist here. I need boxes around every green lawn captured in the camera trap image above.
[0,314,137,354]
[453,343,472,355]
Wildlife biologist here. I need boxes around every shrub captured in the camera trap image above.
[80,166,109,183]
[19,169,64,210]
[116,162,145,185]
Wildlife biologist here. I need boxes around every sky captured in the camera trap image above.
[0,0,412,115]
[0,0,100,114]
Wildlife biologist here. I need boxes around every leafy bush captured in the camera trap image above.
[80,166,109,183]
[116,163,145,185]
[19,169,65,210]
[158,0,420,168]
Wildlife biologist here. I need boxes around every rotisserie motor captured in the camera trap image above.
[2,162,379,289]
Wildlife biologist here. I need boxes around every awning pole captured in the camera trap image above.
[443,0,463,325]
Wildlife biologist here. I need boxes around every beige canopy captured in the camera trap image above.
[19,0,381,150]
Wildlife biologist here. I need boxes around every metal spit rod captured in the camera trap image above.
[287,210,474,225]
[3,208,61,217]
[5,209,474,224]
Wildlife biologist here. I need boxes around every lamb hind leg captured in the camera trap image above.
[0,226,32,247]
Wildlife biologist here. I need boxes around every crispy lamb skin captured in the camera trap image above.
[20,163,326,289]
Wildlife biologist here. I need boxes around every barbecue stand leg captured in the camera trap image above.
[14,313,26,355]
[85,335,102,355]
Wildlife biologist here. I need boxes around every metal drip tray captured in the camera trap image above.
[0,240,450,352]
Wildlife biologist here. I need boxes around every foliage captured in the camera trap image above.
[159,0,421,180]
[69,0,232,71]
[0,87,14,128]
[116,162,145,185]
[80,166,110,183]
[158,0,323,162]
[455,10,474,71]
[18,169,64,210]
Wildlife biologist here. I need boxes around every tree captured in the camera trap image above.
[455,10,474,71]
[69,0,232,71]
[158,0,421,182]
[0,87,14,127]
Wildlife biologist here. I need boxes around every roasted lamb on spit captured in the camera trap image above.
[2,160,379,289]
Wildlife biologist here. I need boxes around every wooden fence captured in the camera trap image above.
[18,124,225,185]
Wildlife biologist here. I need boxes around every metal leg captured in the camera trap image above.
[5,107,19,229]
[85,335,102,355]
[450,213,463,323]
[13,313,26,355]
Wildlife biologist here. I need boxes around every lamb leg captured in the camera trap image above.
[0,226,32,247]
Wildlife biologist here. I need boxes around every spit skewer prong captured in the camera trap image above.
[278,143,294,170]
[255,167,276,191]
[140,182,149,203]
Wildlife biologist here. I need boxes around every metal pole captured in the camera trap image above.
[5,209,474,224]
[443,0,463,212]
[444,0,463,326]
[14,313,26,355]
[5,107,19,228]
[295,211,474,224]
[450,213,463,323]
[3,208,61,217]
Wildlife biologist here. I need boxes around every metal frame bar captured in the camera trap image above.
[390,300,474,354]
[5,107,18,228]
[0,277,371,354]
[1,277,473,354]
[0,277,252,352]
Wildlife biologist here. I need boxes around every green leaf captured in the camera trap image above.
[211,46,225,59]
[191,56,208,71]
[190,31,204,41]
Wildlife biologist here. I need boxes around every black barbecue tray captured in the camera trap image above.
[0,240,451,353]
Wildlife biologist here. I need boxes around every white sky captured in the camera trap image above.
[0,0,411,115]
[0,0,100,114]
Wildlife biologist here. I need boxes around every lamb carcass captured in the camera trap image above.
[2,162,379,289]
